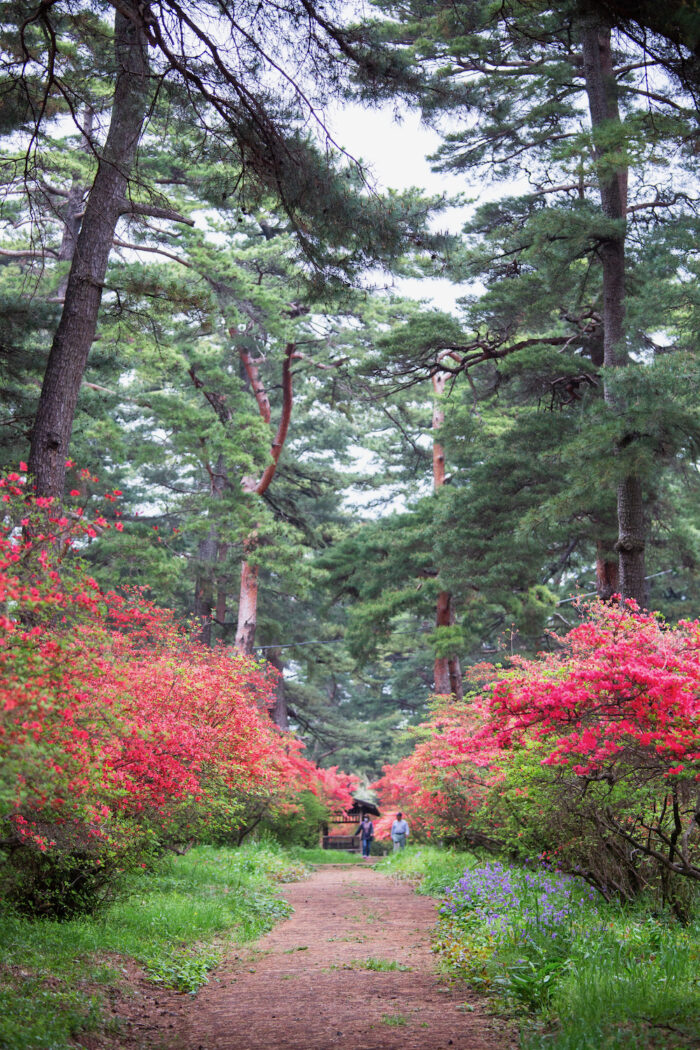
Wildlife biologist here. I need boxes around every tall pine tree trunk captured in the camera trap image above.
[580,20,647,605]
[432,372,463,698]
[56,109,94,301]
[234,558,259,655]
[28,5,149,498]
[193,453,228,646]
[233,345,295,656]
[268,647,289,729]
[194,526,218,646]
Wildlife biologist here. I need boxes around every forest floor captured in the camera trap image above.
[81,862,516,1050]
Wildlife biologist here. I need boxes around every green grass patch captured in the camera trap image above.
[0,841,307,1050]
[392,849,700,1049]
[351,957,412,971]
[288,847,367,865]
[377,844,479,894]
[381,1012,408,1026]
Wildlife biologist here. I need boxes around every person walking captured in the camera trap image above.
[358,815,374,859]
[390,812,409,851]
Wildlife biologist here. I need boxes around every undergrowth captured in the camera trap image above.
[0,841,307,1050]
[379,846,700,1049]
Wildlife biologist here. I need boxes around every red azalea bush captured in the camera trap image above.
[375,604,700,907]
[483,602,700,780]
[0,469,354,915]
[372,688,504,848]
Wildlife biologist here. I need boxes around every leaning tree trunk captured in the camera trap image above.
[580,20,647,605]
[28,5,149,499]
[431,372,463,699]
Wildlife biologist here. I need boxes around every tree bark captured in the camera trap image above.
[188,360,232,645]
[616,474,647,603]
[432,373,447,489]
[595,539,619,600]
[268,647,289,730]
[56,109,94,300]
[431,372,463,698]
[194,526,218,647]
[194,455,229,647]
[28,5,149,498]
[234,344,295,655]
[234,559,259,654]
[215,565,228,637]
[580,20,647,605]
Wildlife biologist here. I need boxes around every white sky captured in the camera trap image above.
[327,102,473,311]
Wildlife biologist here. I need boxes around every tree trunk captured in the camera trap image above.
[186,346,234,641]
[28,5,149,498]
[432,373,447,489]
[194,526,218,646]
[616,474,647,604]
[448,653,463,700]
[595,539,620,600]
[268,648,289,730]
[56,109,94,300]
[233,344,295,656]
[193,453,228,646]
[215,565,228,637]
[431,372,463,698]
[234,559,259,655]
[580,20,647,605]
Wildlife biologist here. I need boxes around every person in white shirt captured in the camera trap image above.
[390,812,409,851]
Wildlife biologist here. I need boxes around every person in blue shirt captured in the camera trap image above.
[391,812,409,851]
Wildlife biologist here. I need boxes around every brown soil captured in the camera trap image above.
[83,863,515,1050]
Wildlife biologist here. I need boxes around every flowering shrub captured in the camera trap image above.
[0,469,354,915]
[375,603,700,907]
[373,665,504,846]
[484,602,700,782]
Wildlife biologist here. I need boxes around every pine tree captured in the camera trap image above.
[355,0,699,605]
[0,0,440,499]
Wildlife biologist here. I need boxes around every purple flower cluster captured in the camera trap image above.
[440,861,598,942]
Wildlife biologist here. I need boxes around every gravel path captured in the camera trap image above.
[90,863,515,1050]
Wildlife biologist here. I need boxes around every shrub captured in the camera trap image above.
[0,468,356,915]
[260,789,330,847]
[374,603,700,910]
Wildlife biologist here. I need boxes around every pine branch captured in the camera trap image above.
[119,200,194,225]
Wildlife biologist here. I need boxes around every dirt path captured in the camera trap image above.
[97,864,515,1050]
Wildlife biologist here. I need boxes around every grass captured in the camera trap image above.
[377,843,479,893]
[381,1012,408,1026]
[351,957,412,972]
[379,846,700,1050]
[0,841,308,1050]
[288,846,367,865]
